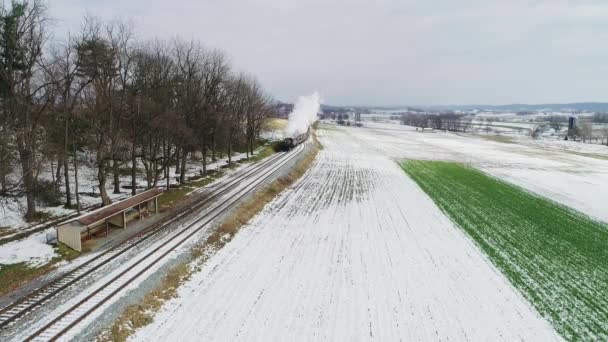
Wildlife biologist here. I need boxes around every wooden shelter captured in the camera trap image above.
[57,188,164,251]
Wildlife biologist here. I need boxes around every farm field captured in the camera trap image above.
[131,127,560,341]
[347,122,608,223]
[402,160,608,340]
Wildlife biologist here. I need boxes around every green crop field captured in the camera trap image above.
[401,160,608,341]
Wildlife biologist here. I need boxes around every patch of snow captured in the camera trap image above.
[0,231,56,267]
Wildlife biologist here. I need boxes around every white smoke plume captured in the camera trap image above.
[285,92,321,137]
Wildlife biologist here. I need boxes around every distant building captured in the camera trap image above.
[567,116,576,137]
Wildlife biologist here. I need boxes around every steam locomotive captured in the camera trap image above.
[277,127,310,151]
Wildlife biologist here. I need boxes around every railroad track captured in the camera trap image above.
[0,151,286,331]
[21,144,304,341]
[0,144,301,340]
[22,143,304,341]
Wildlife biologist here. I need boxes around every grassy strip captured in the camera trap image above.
[478,134,515,144]
[265,118,288,131]
[98,138,320,342]
[401,160,608,341]
[158,170,230,209]
[159,145,278,209]
[560,149,608,161]
[159,144,278,209]
[0,244,80,295]
[245,144,276,164]
[0,228,14,238]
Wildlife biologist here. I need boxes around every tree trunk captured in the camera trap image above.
[162,140,168,180]
[166,142,170,190]
[179,147,187,184]
[98,159,111,206]
[113,158,121,194]
[228,132,232,164]
[152,170,159,188]
[64,121,72,207]
[142,159,152,189]
[202,144,207,175]
[0,160,6,194]
[55,155,63,191]
[51,160,55,186]
[131,141,137,195]
[175,148,180,174]
[73,144,81,214]
[211,135,217,162]
[18,144,36,220]
[0,131,7,194]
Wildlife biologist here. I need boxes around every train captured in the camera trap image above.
[276,127,310,151]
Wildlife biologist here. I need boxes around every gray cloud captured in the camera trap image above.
[48,0,608,105]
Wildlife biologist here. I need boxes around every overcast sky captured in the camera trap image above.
[47,0,608,106]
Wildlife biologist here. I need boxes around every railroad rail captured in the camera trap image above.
[0,144,304,341]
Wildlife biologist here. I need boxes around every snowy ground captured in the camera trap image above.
[0,231,56,267]
[0,148,263,269]
[131,126,561,341]
[0,147,265,233]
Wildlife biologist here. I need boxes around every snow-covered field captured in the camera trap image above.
[131,126,561,341]
[352,122,608,223]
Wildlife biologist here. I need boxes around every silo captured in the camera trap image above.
[568,116,576,137]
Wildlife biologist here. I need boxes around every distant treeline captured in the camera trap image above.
[592,113,608,123]
[400,113,474,133]
[0,1,273,220]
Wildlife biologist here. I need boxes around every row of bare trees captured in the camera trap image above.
[571,122,608,144]
[0,1,273,220]
[400,113,473,133]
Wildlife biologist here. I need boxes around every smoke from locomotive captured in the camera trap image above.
[285,92,321,137]
[277,92,320,151]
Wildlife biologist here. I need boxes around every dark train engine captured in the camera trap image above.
[276,127,310,151]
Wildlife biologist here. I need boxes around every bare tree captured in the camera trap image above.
[0,8,276,220]
[0,1,55,219]
[174,40,205,183]
[578,122,593,143]
[131,40,177,189]
[47,32,93,208]
[107,20,135,194]
[460,118,473,133]
[76,18,120,206]
[601,127,608,146]
[547,116,564,133]
[243,76,271,157]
